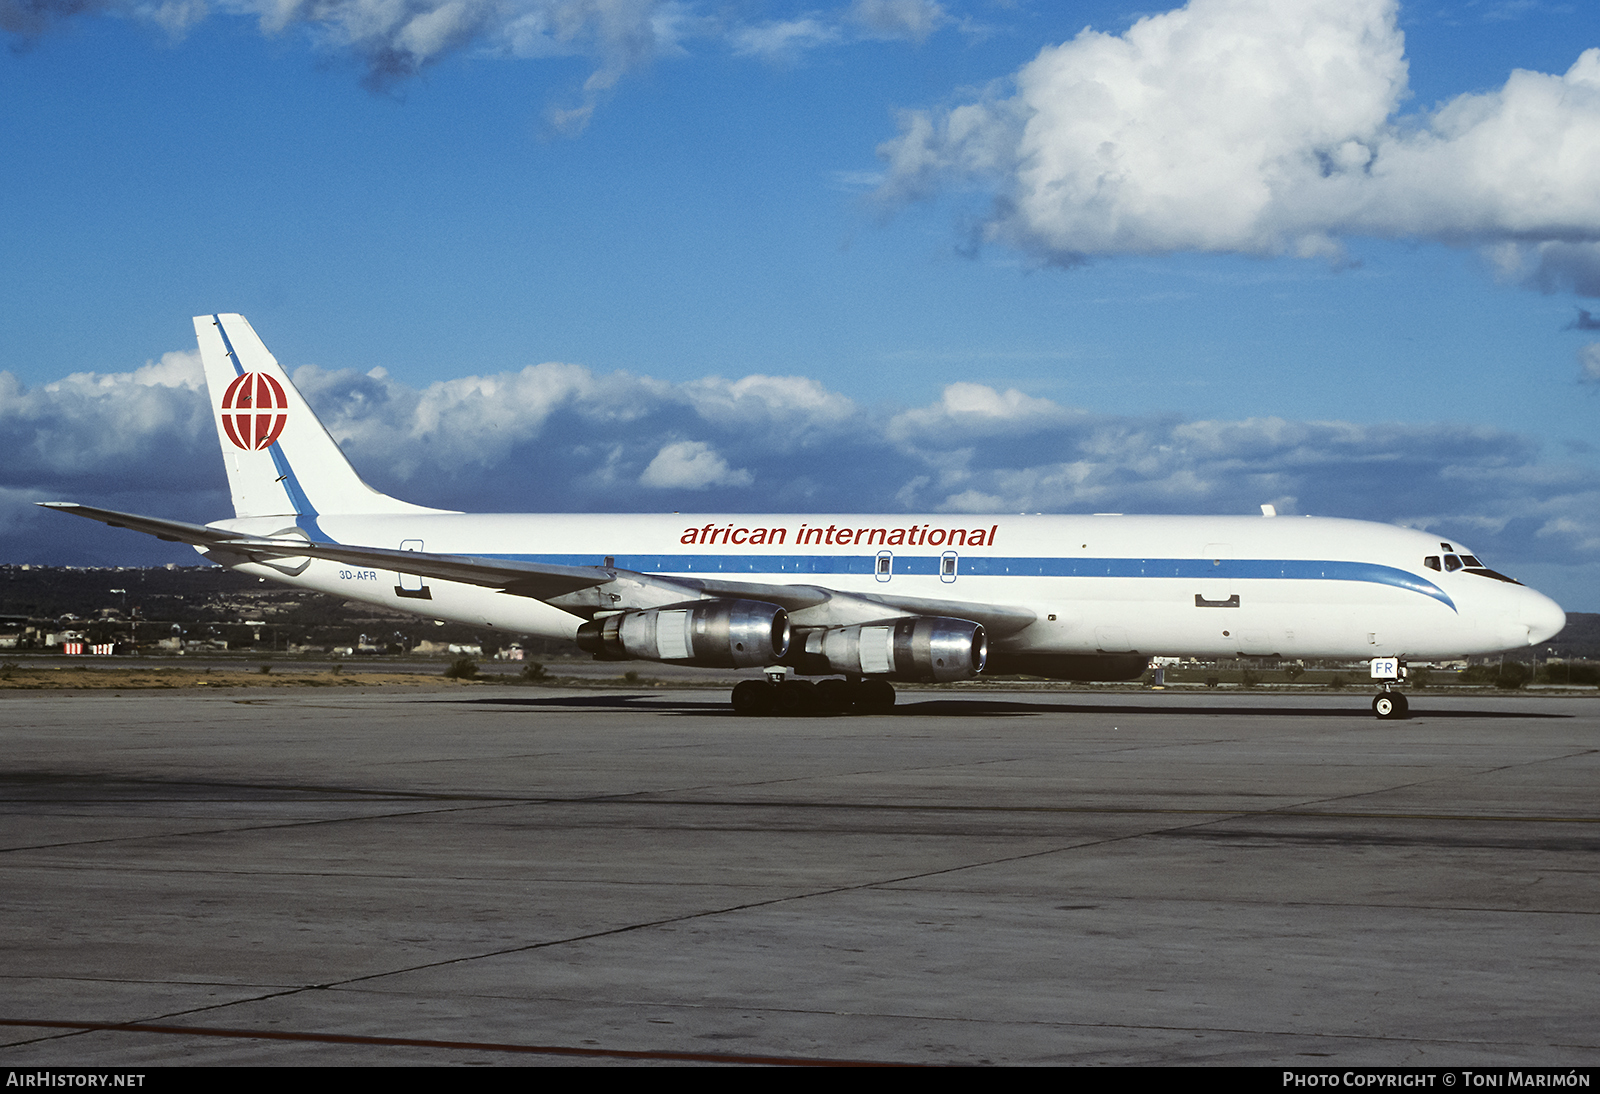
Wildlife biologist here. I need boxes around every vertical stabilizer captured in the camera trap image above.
[194,314,445,521]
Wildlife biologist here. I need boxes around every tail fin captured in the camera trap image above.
[194,314,446,520]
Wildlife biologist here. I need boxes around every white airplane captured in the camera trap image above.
[43,314,1566,719]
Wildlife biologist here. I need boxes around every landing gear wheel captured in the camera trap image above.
[731,679,775,716]
[858,678,896,712]
[814,678,855,714]
[773,679,818,716]
[1372,692,1408,720]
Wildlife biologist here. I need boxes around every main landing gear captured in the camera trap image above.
[730,673,896,716]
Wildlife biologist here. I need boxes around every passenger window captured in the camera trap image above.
[1424,556,1440,571]
[942,556,956,576]
[1444,555,1463,572]
[877,555,891,574]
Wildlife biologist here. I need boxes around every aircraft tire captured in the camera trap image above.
[773,679,819,716]
[815,678,854,714]
[731,679,775,716]
[858,678,896,711]
[1372,692,1408,720]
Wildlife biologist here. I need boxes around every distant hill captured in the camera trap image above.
[0,564,572,656]
[1541,610,1600,661]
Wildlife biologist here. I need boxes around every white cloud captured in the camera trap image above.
[6,0,956,128]
[888,381,1076,443]
[730,16,841,58]
[877,0,1600,269]
[848,0,945,43]
[639,440,754,488]
[1580,343,1600,383]
[0,352,212,485]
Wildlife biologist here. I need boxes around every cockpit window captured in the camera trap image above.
[1431,546,1524,584]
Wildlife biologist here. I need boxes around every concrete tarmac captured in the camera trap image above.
[0,686,1596,1066]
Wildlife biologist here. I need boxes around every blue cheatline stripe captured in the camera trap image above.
[454,552,1456,612]
[213,315,244,377]
[266,444,329,542]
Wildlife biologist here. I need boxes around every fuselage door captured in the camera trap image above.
[1196,542,1236,608]
[396,539,432,600]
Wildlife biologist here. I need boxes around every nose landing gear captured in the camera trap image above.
[1372,691,1408,719]
[1370,657,1410,720]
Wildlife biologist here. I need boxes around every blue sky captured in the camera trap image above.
[3,0,1600,611]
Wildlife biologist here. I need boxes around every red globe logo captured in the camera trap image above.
[221,372,289,451]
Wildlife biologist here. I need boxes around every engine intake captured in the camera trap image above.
[800,616,987,682]
[575,599,790,668]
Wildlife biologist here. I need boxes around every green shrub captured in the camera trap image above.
[1494,662,1530,690]
[443,657,478,680]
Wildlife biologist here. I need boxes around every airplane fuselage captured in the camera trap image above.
[212,510,1563,662]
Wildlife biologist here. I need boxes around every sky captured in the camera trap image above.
[3,0,1600,610]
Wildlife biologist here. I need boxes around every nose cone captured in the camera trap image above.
[1521,590,1567,646]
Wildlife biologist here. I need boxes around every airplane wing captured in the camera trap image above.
[38,502,613,600]
[41,501,1037,635]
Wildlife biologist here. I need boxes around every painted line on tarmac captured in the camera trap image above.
[0,1018,911,1066]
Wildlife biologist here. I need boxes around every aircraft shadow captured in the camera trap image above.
[443,694,1571,720]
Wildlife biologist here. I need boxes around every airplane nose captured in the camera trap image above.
[1520,591,1567,646]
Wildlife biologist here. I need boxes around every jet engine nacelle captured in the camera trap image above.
[575,599,790,668]
[798,616,988,682]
